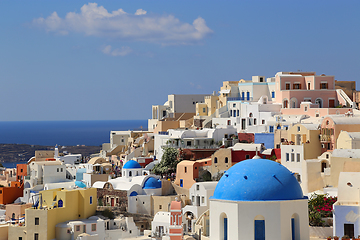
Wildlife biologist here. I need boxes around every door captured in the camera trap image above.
[344,223,354,237]
[329,99,335,108]
[111,198,114,206]
[180,179,183,187]
[255,220,265,240]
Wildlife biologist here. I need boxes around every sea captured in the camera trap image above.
[0,119,147,168]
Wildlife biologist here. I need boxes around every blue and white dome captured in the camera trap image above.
[143,177,162,189]
[211,159,304,201]
[123,160,141,169]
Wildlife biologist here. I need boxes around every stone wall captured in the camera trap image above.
[97,188,128,211]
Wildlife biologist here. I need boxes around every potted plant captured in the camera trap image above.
[342,235,350,240]
[333,237,339,240]
[327,237,332,240]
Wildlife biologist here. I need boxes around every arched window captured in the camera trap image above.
[249,113,253,118]
[225,157,228,163]
[315,98,323,108]
[12,213,15,220]
[290,98,298,108]
[58,199,63,208]
[214,157,218,164]
[129,171,132,177]
[283,99,289,108]
[291,213,300,240]
[254,215,265,240]
[220,213,228,240]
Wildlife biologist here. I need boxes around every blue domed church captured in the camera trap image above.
[209,158,309,240]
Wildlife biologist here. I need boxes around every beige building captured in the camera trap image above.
[337,131,360,149]
[320,115,360,151]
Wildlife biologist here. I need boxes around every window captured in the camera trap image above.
[184,167,187,173]
[262,120,265,124]
[308,82,311,89]
[61,168,63,172]
[202,196,205,203]
[291,153,294,162]
[245,155,250,159]
[254,119,257,125]
[19,238,22,240]
[91,223,96,232]
[271,91,275,98]
[57,168,59,172]
[214,157,218,164]
[233,104,236,107]
[202,108,206,113]
[297,126,300,132]
[269,126,274,133]
[159,205,162,209]
[225,157,228,163]
[320,83,328,89]
[196,185,199,190]
[293,83,301,89]
[90,196,93,205]
[35,217,39,225]
[187,141,191,146]
[286,153,289,162]
[297,153,300,162]
[285,83,290,90]
[237,110,239,116]
[34,233,39,240]
[21,169,23,172]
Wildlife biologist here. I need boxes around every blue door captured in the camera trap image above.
[242,92,245,100]
[291,218,295,240]
[180,179,183,187]
[224,218,228,240]
[255,220,265,240]
[247,92,250,100]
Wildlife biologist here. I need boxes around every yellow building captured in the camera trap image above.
[337,131,360,149]
[8,187,97,240]
[287,123,322,160]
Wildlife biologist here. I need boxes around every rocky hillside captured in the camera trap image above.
[0,144,101,163]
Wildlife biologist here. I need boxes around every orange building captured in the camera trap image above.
[169,200,183,240]
[0,181,23,205]
[174,159,211,189]
[16,164,27,182]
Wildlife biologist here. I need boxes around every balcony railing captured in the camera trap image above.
[320,134,331,142]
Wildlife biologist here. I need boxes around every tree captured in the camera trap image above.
[152,147,180,175]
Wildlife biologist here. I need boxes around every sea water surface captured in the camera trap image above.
[0,120,147,146]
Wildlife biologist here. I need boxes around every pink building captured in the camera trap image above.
[274,72,339,109]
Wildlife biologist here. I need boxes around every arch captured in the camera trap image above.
[283,99,289,108]
[220,212,228,240]
[130,191,138,196]
[214,157,218,164]
[225,157,228,164]
[254,215,265,240]
[291,213,300,240]
[315,98,323,108]
[24,182,31,189]
[184,211,196,233]
[321,160,329,173]
[249,113,253,118]
[58,199,63,208]
[290,98,298,108]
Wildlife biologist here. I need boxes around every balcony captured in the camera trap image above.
[320,134,331,142]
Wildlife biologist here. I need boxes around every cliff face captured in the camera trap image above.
[0,144,101,162]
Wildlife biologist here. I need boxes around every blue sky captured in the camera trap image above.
[0,1,359,121]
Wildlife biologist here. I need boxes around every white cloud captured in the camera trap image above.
[102,45,132,56]
[32,3,213,45]
[135,9,147,16]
